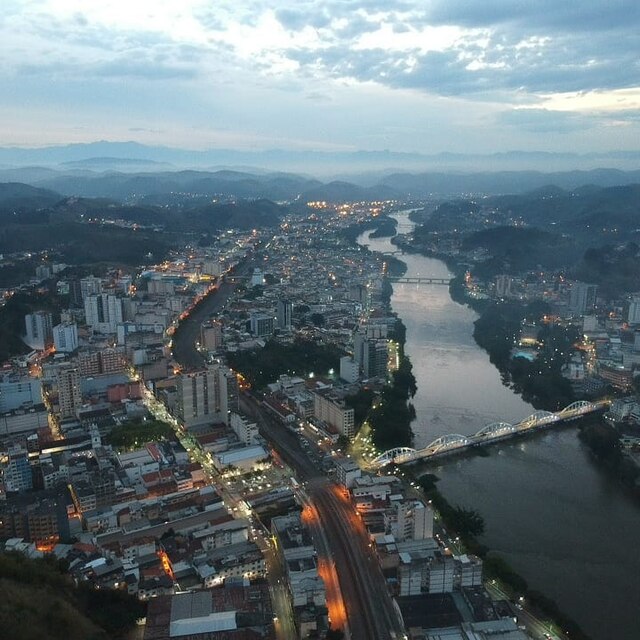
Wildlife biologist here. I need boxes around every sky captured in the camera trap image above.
[2,0,640,156]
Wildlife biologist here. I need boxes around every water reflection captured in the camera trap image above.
[358,213,640,640]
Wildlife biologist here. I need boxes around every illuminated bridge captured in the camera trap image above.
[371,400,608,468]
[388,276,452,285]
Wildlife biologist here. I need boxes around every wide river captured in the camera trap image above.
[359,213,640,640]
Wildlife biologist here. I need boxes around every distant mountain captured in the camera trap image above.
[0,182,62,210]
[299,180,402,203]
[3,164,640,206]
[1,141,640,175]
[377,169,640,197]
[24,169,321,202]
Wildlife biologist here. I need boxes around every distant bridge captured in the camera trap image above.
[370,400,608,468]
[388,277,452,285]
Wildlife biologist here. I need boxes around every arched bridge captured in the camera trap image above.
[388,277,452,285]
[370,400,608,468]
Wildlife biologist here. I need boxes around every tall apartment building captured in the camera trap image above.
[80,276,102,301]
[313,390,355,437]
[201,320,223,351]
[78,347,126,377]
[53,322,78,353]
[56,364,82,419]
[569,282,598,315]
[628,296,640,325]
[24,311,53,350]
[4,448,33,492]
[249,312,275,337]
[176,365,238,428]
[353,326,389,379]
[229,412,259,446]
[276,299,293,330]
[387,500,434,542]
[84,294,125,334]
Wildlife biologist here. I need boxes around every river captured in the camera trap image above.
[358,213,640,640]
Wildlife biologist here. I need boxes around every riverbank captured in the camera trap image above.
[358,212,640,640]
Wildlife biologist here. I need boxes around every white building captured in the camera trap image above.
[313,390,355,437]
[84,294,125,334]
[629,296,640,325]
[389,500,434,542]
[229,412,259,446]
[24,311,53,350]
[339,356,359,383]
[53,322,78,353]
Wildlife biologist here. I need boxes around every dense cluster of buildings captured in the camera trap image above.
[0,204,535,639]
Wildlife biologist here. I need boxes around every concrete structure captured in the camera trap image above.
[84,293,125,334]
[569,282,598,315]
[0,375,42,413]
[389,500,434,542]
[56,364,82,419]
[271,512,326,609]
[335,457,361,488]
[212,445,268,471]
[4,447,33,492]
[339,355,359,383]
[201,320,223,351]
[276,299,293,330]
[313,390,355,437]
[53,322,78,353]
[229,412,258,446]
[175,365,237,428]
[249,312,275,338]
[629,296,640,325]
[24,311,53,350]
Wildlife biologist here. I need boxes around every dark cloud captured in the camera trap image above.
[271,1,640,98]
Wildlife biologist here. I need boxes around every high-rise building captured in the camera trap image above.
[250,312,275,337]
[312,390,355,438]
[56,364,81,419]
[84,293,125,334]
[628,296,640,325]
[176,365,238,427]
[80,276,102,301]
[24,311,53,350]
[495,274,513,298]
[391,500,434,542]
[276,299,293,330]
[229,412,258,446]
[339,356,359,383]
[53,322,78,353]
[569,282,598,315]
[4,447,33,492]
[201,320,223,351]
[362,339,389,379]
[78,347,126,376]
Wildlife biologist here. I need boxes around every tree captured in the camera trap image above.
[310,312,325,327]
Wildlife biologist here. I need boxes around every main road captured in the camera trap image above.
[243,394,406,640]
[171,255,406,640]
[171,255,255,369]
